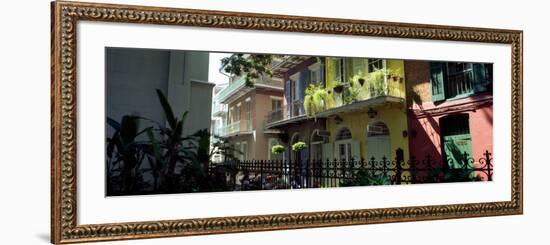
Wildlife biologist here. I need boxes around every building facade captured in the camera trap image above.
[321,58,409,162]
[210,84,228,163]
[405,60,493,179]
[265,56,410,163]
[264,56,328,162]
[214,72,284,161]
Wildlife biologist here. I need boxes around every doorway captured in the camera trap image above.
[366,121,391,161]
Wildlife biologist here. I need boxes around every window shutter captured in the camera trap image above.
[299,71,310,96]
[298,72,310,115]
[322,143,333,161]
[351,141,361,161]
[430,62,447,102]
[285,80,291,118]
[473,63,490,93]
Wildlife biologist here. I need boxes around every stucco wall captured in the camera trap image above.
[105,47,213,140]
[404,60,494,180]
[326,105,410,161]
[226,89,284,160]
[106,48,170,138]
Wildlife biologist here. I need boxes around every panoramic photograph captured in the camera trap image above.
[105,47,494,196]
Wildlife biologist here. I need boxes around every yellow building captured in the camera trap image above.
[317,57,409,162]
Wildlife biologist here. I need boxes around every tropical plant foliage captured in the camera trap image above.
[303,83,329,118]
[341,168,391,186]
[106,89,239,196]
[220,54,274,87]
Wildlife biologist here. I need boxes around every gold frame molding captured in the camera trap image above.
[51,1,523,244]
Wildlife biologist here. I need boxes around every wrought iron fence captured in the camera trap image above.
[208,149,493,191]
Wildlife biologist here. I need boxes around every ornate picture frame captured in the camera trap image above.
[51,1,523,243]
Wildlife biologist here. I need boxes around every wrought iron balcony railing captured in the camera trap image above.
[217,119,252,136]
[215,75,283,103]
[266,109,283,125]
[211,102,227,116]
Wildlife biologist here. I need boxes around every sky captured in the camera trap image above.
[208,52,232,85]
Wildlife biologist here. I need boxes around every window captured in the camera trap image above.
[333,58,345,82]
[271,98,282,111]
[335,127,352,162]
[336,127,352,141]
[309,63,321,85]
[368,59,384,72]
[235,103,241,122]
[290,72,301,102]
[367,121,390,137]
[352,58,367,76]
[245,98,251,130]
[446,62,474,98]
[430,62,492,102]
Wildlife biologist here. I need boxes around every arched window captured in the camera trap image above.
[367,121,390,137]
[336,127,352,141]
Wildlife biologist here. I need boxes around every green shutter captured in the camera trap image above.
[322,143,333,161]
[430,62,446,102]
[473,63,490,93]
[443,134,473,169]
[441,115,473,169]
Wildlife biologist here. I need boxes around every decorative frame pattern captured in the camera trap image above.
[50,1,523,244]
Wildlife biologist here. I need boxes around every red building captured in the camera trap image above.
[404,60,493,180]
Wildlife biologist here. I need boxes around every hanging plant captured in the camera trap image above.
[333,81,344,93]
[304,83,329,118]
[271,144,285,155]
[291,141,307,152]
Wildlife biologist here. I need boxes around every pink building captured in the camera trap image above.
[404,60,493,181]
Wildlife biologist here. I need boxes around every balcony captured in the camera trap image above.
[316,79,405,118]
[266,109,283,125]
[211,103,227,117]
[217,120,252,137]
[264,101,308,129]
[215,75,284,103]
[291,100,305,117]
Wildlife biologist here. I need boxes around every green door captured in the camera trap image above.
[443,134,473,169]
[440,115,473,169]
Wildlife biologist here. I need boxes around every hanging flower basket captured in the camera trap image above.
[358,78,366,86]
[292,141,307,152]
[333,85,344,93]
[271,144,285,155]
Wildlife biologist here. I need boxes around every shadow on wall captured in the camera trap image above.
[408,90,444,169]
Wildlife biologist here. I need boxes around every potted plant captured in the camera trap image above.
[333,81,344,93]
[271,144,285,155]
[386,68,401,82]
[291,141,307,152]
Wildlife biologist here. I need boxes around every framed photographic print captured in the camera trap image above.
[51,0,523,243]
